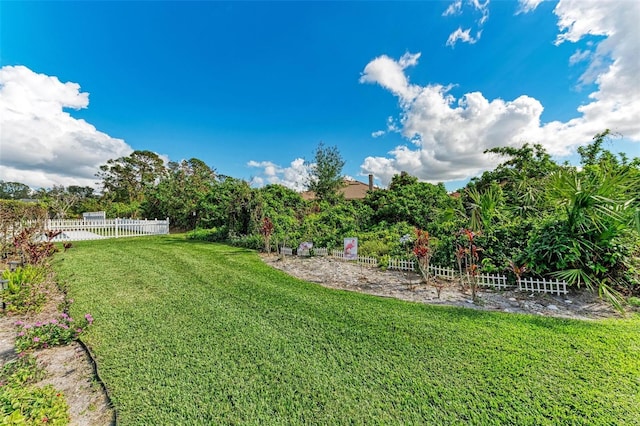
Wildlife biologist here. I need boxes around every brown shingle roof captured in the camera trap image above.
[300,178,375,201]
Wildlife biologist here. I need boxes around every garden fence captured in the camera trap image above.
[331,249,344,259]
[476,273,511,290]
[429,265,457,280]
[517,277,568,295]
[357,256,378,267]
[388,258,416,271]
[330,250,378,267]
[313,248,328,256]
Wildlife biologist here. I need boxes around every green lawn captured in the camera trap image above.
[54,235,640,425]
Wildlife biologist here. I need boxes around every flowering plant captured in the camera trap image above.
[15,313,94,352]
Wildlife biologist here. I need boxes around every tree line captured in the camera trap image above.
[2,131,639,304]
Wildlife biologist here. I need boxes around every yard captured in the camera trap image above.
[54,235,640,425]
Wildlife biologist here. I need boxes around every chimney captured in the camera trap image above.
[368,174,374,191]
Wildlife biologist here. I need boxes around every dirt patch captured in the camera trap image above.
[0,280,114,425]
[262,254,630,320]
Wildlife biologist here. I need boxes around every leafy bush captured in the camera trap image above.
[628,297,640,307]
[1,265,49,314]
[0,354,46,387]
[227,233,264,251]
[0,354,70,425]
[0,384,70,425]
[186,226,229,242]
[14,313,94,352]
[12,226,60,266]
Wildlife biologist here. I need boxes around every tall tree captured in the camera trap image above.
[0,181,32,200]
[97,150,166,204]
[306,143,346,204]
[142,158,217,229]
[36,185,97,219]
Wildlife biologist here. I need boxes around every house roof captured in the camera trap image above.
[301,178,375,201]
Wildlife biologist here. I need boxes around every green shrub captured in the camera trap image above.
[228,233,264,251]
[186,226,229,242]
[14,313,94,352]
[628,297,640,307]
[358,239,390,258]
[0,384,70,425]
[0,354,70,425]
[0,354,46,387]
[1,265,48,314]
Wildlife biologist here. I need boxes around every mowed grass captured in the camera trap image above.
[53,236,640,425]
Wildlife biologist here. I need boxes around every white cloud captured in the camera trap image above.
[0,65,132,189]
[359,1,640,186]
[516,0,544,15]
[359,52,421,103]
[371,130,386,138]
[568,49,591,65]
[470,0,490,25]
[443,0,463,17]
[443,0,489,47]
[446,27,481,47]
[247,158,310,191]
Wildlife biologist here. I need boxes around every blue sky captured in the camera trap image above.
[1,0,638,192]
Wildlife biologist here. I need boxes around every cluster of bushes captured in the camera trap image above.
[0,354,70,424]
[0,221,94,424]
[188,137,639,309]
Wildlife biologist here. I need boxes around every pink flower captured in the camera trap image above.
[76,328,83,333]
[85,314,94,324]
[59,324,69,329]
[50,319,58,324]
[17,332,25,337]
[35,322,42,327]
[33,337,40,342]
[14,321,23,326]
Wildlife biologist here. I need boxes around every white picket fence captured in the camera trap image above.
[330,249,344,259]
[330,250,378,267]
[33,218,169,242]
[285,249,570,296]
[388,258,415,271]
[357,256,378,267]
[518,277,568,295]
[314,248,328,256]
[430,265,457,280]
[476,273,510,289]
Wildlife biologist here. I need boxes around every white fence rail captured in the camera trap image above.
[27,218,170,242]
[430,265,457,280]
[357,256,378,267]
[329,250,377,267]
[330,249,344,259]
[518,277,568,295]
[388,258,416,271]
[476,273,510,290]
[313,248,328,256]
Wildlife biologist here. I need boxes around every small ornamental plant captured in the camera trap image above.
[260,217,275,254]
[15,313,94,352]
[457,229,482,301]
